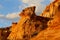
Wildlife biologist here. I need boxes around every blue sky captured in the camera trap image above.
[0,0,54,28]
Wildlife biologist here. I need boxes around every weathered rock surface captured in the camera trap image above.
[31,0,60,40]
[7,6,51,40]
[0,27,11,40]
[0,0,60,40]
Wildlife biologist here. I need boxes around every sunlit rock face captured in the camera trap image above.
[7,6,50,40]
[0,0,59,40]
[31,0,60,40]
[40,0,60,18]
[10,22,17,31]
[40,0,60,27]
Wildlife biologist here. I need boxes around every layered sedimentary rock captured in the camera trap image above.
[40,0,60,27]
[31,0,60,40]
[7,6,51,40]
[0,0,60,40]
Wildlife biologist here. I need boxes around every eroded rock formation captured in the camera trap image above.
[7,6,51,40]
[0,0,60,40]
[31,0,60,40]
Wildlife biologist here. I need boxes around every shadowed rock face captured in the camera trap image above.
[0,27,11,40]
[7,6,51,40]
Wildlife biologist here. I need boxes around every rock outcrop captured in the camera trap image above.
[40,0,60,28]
[0,0,60,40]
[31,0,60,40]
[7,6,51,40]
[0,27,11,40]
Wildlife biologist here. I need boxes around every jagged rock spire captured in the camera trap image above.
[19,6,36,17]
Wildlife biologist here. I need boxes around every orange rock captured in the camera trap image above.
[7,6,51,40]
[31,0,60,40]
[0,0,60,40]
